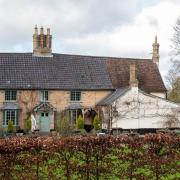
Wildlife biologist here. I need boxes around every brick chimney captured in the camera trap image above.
[129,62,138,88]
[152,35,160,67]
[33,25,52,57]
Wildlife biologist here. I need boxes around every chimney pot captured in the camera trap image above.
[34,25,38,35]
[47,28,50,35]
[40,26,44,34]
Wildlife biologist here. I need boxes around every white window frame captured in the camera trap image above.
[69,109,78,125]
[70,91,81,102]
[5,90,17,101]
[40,90,49,102]
[3,110,17,126]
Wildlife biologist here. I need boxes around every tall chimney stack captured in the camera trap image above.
[40,26,44,49]
[33,25,52,57]
[129,62,138,88]
[46,28,52,49]
[33,25,38,50]
[152,35,160,67]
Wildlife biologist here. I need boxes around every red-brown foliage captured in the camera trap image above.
[0,134,179,179]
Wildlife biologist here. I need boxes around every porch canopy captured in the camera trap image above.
[0,103,20,110]
[33,102,56,112]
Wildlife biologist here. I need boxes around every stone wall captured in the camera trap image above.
[0,90,112,130]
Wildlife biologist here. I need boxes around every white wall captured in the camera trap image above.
[150,92,166,99]
[112,88,180,129]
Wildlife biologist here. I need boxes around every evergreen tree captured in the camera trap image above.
[7,120,14,133]
[59,114,71,136]
[93,115,100,130]
[25,116,32,132]
[76,115,83,129]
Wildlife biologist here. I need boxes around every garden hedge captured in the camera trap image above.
[0,134,179,179]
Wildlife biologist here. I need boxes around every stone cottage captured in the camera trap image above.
[0,26,179,133]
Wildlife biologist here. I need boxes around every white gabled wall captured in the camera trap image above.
[150,92,166,99]
[112,88,180,129]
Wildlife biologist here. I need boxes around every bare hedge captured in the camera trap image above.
[0,134,179,179]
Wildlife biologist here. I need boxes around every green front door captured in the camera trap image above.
[40,112,51,132]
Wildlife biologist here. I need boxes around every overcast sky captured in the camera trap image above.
[0,0,180,82]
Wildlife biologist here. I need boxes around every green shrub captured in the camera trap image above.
[25,116,32,132]
[93,115,100,130]
[7,119,14,133]
[59,114,71,136]
[76,115,83,129]
[80,129,87,135]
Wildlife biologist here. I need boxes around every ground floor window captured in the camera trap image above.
[69,109,82,125]
[3,110,17,126]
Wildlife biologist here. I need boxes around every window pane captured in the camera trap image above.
[45,91,48,101]
[11,91,17,100]
[3,112,5,125]
[70,91,75,101]
[11,111,15,125]
[41,91,48,102]
[6,111,11,123]
[70,110,77,124]
[76,91,81,101]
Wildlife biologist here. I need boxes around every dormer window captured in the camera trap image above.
[40,90,48,102]
[70,91,81,102]
[5,90,17,101]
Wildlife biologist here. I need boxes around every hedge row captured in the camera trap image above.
[0,134,179,179]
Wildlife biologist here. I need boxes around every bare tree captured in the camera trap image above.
[99,95,180,133]
[19,90,39,118]
[167,77,180,103]
[166,17,180,102]
[163,107,180,128]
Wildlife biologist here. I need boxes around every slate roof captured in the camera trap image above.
[0,53,166,92]
[0,103,20,110]
[98,88,180,106]
[0,53,113,90]
[98,88,129,105]
[67,103,83,110]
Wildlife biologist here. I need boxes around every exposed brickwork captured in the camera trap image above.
[82,91,111,107]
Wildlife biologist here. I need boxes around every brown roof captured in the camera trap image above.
[106,58,166,92]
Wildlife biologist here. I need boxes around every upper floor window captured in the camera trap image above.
[40,90,48,102]
[70,91,81,102]
[5,90,17,101]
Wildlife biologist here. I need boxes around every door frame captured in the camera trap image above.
[40,111,51,132]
